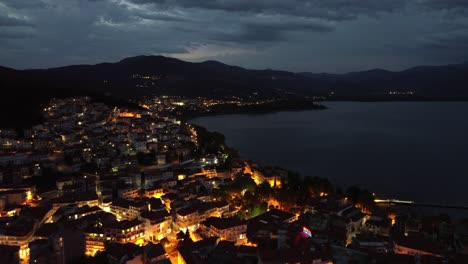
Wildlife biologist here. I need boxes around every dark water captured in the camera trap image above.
[191,102,468,207]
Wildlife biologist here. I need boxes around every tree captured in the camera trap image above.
[276,187,298,208]
[243,190,255,203]
[211,188,228,202]
[236,210,247,220]
[225,176,256,195]
[346,186,362,203]
[192,125,226,154]
[256,182,273,200]
[285,171,301,191]
[346,186,375,211]
[336,187,344,195]
[357,190,375,211]
[304,176,333,195]
[247,202,267,218]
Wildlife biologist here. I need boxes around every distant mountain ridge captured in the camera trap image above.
[1,55,468,128]
[2,55,467,99]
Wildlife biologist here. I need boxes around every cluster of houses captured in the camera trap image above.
[0,97,467,264]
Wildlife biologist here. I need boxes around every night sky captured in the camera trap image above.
[1,0,468,73]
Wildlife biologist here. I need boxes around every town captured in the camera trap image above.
[0,96,466,264]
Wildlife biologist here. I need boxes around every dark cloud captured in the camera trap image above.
[0,28,35,39]
[134,12,188,22]
[422,0,468,10]
[0,0,468,72]
[212,17,333,43]
[127,0,410,21]
[421,29,468,53]
[0,15,32,27]
[1,0,48,10]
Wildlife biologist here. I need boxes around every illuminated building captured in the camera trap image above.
[110,199,147,221]
[0,190,29,206]
[202,166,217,178]
[65,205,102,221]
[117,188,140,199]
[144,187,164,199]
[139,211,172,242]
[176,202,229,232]
[51,194,100,211]
[246,209,296,244]
[85,219,144,256]
[201,217,247,245]
[175,206,199,232]
[363,217,391,237]
[118,112,142,118]
[0,226,33,262]
[252,168,282,188]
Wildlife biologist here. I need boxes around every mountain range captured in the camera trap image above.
[2,55,468,99]
[1,55,468,128]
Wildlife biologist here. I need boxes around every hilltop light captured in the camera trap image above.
[26,191,33,201]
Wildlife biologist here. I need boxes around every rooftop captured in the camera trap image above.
[106,243,142,261]
[395,236,444,256]
[105,218,143,230]
[140,211,170,223]
[202,217,246,230]
[144,242,166,259]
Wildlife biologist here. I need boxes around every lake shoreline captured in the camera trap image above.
[181,98,327,121]
[190,102,468,210]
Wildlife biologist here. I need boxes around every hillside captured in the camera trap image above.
[1,56,468,129]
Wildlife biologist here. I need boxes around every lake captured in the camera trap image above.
[190,102,468,207]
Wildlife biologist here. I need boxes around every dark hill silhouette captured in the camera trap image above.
[1,55,468,129]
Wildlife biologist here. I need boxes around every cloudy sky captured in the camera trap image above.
[1,0,468,73]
